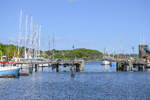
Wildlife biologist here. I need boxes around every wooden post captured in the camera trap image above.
[142,65,145,71]
[138,64,144,71]
[70,65,75,77]
[117,62,122,71]
[79,60,84,72]
[116,62,119,71]
[138,65,141,71]
[56,63,60,72]
[42,66,43,71]
[76,64,80,72]
[35,64,39,72]
[129,61,133,72]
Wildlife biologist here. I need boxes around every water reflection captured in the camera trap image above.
[0,61,150,100]
[145,68,150,72]
[70,67,75,78]
[103,65,110,70]
[22,61,150,77]
[29,67,33,74]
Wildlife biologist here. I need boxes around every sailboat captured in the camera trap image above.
[0,10,23,77]
[101,48,110,65]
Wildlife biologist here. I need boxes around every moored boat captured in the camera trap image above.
[101,60,110,65]
[0,66,21,77]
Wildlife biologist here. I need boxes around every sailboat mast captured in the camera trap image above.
[18,9,23,57]
[52,33,55,60]
[53,33,55,50]
[38,25,41,57]
[24,15,28,59]
[29,16,33,58]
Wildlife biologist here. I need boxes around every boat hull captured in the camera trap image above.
[101,60,110,65]
[0,67,20,77]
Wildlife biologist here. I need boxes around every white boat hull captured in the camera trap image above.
[102,60,110,65]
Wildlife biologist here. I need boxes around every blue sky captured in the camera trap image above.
[0,0,150,53]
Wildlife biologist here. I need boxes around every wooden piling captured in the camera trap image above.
[117,62,122,71]
[35,64,39,72]
[138,64,145,71]
[56,63,60,72]
[70,66,75,78]
[76,64,80,72]
[129,61,133,72]
[79,60,84,72]
[42,66,43,71]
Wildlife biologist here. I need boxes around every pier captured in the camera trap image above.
[13,59,85,72]
[102,57,148,71]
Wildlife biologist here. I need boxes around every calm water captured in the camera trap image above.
[0,61,150,100]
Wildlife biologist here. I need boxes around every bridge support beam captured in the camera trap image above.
[76,64,80,72]
[117,62,128,71]
[35,64,39,72]
[56,63,60,72]
[129,61,133,71]
[70,65,75,77]
[79,60,84,72]
[138,64,145,71]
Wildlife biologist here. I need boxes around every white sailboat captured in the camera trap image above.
[101,48,110,65]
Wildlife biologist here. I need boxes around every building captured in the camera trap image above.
[139,45,150,60]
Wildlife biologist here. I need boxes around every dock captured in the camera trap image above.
[102,58,148,71]
[13,59,85,72]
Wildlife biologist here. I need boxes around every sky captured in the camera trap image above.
[0,0,150,53]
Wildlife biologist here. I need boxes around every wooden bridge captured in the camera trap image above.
[14,59,85,72]
[102,57,149,71]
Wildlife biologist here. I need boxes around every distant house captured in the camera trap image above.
[139,45,150,60]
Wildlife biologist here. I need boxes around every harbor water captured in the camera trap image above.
[0,61,150,100]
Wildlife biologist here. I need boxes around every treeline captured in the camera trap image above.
[0,43,24,59]
[0,43,103,60]
[110,54,138,59]
[1,42,138,61]
[45,48,103,61]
